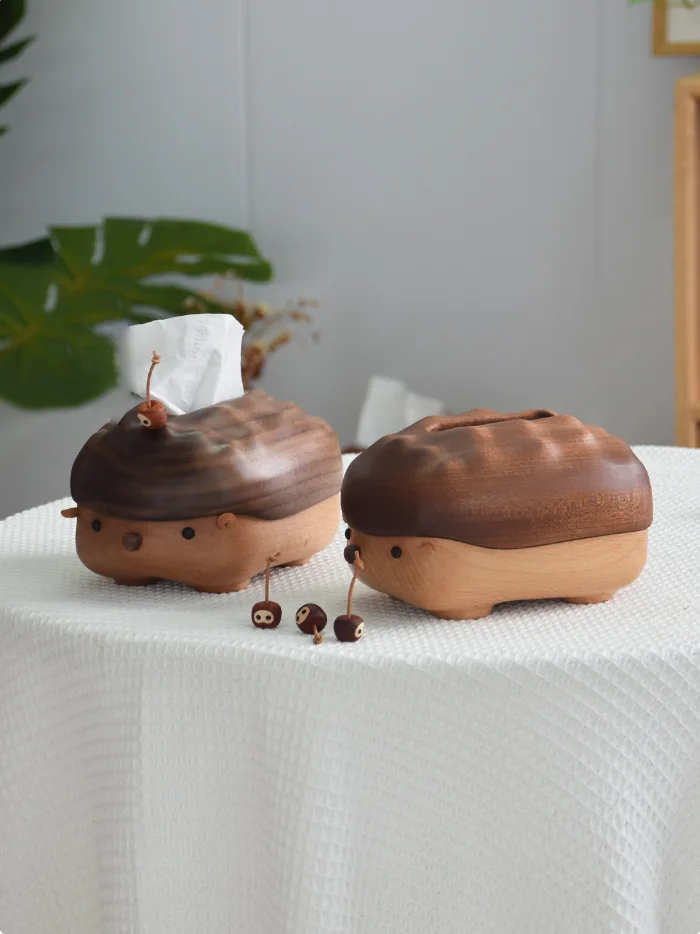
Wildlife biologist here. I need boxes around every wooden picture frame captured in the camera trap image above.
[674,74,700,446]
[654,0,700,56]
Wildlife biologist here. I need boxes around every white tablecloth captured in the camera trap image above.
[1,447,700,934]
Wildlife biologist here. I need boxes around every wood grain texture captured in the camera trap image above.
[342,409,652,550]
[64,495,339,593]
[347,528,648,620]
[674,75,700,446]
[70,389,342,521]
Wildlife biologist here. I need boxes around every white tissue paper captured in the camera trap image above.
[122,314,245,415]
[355,375,445,448]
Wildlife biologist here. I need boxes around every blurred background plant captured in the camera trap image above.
[0,7,319,408]
[199,278,318,389]
[0,217,316,408]
[0,0,33,137]
[0,8,315,408]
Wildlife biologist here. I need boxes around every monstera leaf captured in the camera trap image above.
[0,217,273,408]
[0,0,34,136]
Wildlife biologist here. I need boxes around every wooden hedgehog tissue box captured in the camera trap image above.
[61,389,342,593]
[341,408,653,620]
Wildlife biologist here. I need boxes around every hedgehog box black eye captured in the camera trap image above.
[345,528,351,540]
[181,527,195,540]
[391,545,402,559]
[91,519,101,532]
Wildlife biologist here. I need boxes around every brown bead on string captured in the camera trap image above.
[334,554,365,642]
[252,553,282,629]
[137,351,168,429]
[295,603,328,644]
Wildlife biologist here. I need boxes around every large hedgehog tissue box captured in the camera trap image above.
[341,408,653,619]
[61,390,342,593]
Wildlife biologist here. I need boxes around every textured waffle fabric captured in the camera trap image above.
[1,448,700,934]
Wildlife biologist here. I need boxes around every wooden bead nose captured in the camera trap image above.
[122,532,143,552]
[344,544,360,564]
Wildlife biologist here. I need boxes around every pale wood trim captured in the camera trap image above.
[674,77,700,445]
[654,0,700,56]
[653,0,669,55]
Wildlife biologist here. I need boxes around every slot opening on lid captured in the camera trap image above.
[427,410,557,432]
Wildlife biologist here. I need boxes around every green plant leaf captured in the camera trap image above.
[0,78,27,108]
[0,260,125,407]
[0,0,26,43]
[49,225,98,275]
[0,291,25,334]
[100,217,151,273]
[142,218,265,259]
[0,259,54,318]
[0,326,117,408]
[111,281,226,316]
[50,218,273,283]
[0,216,276,407]
[167,256,273,280]
[0,34,33,64]
[0,1,31,140]
[100,217,271,279]
[101,216,259,268]
[51,291,129,326]
[0,237,59,265]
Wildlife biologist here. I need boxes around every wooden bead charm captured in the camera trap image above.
[252,600,282,629]
[137,400,168,430]
[295,603,327,644]
[334,614,364,642]
[252,555,282,629]
[334,552,365,642]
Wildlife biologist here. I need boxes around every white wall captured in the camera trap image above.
[0,0,694,517]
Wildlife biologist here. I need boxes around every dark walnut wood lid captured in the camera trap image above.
[341,408,653,549]
[71,389,342,521]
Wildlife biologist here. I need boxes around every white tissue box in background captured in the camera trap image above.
[356,375,445,448]
[121,314,245,415]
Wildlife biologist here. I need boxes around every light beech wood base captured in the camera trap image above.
[191,579,251,595]
[433,605,494,621]
[113,577,160,587]
[348,529,648,620]
[564,593,614,605]
[64,495,340,593]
